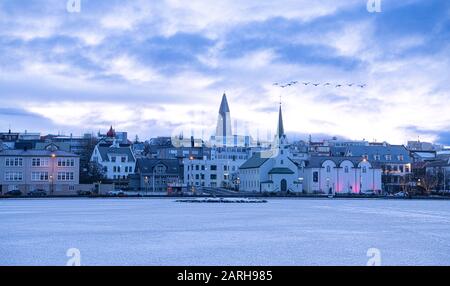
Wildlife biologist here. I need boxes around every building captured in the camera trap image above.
[425,157,450,192]
[132,158,183,193]
[183,155,247,189]
[239,104,383,194]
[302,156,382,194]
[239,105,303,193]
[332,144,412,193]
[147,136,210,161]
[0,145,80,194]
[209,93,253,147]
[90,141,136,181]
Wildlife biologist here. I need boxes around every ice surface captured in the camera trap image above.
[1,198,450,265]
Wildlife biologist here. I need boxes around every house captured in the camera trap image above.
[425,158,450,191]
[303,156,382,194]
[183,154,247,190]
[132,158,183,192]
[0,145,80,194]
[331,144,412,193]
[90,141,136,181]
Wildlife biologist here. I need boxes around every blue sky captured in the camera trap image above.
[0,0,449,144]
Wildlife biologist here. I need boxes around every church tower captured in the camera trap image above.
[274,104,288,148]
[215,93,233,144]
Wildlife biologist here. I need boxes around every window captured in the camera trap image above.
[57,172,74,181]
[385,155,392,161]
[326,166,331,173]
[5,157,23,167]
[374,155,381,161]
[362,167,367,173]
[210,165,217,171]
[111,156,116,162]
[398,155,404,161]
[344,166,349,173]
[57,158,75,167]
[32,158,49,167]
[313,171,319,182]
[121,157,126,162]
[210,174,217,180]
[281,159,284,165]
[5,172,23,181]
[31,172,49,181]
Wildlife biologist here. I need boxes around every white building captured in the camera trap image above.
[183,156,247,189]
[303,157,382,194]
[90,141,136,180]
[239,105,304,193]
[239,104,382,194]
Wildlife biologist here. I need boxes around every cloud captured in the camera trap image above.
[0,1,449,144]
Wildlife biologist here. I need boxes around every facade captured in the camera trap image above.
[90,141,136,181]
[334,144,412,193]
[183,156,246,189]
[0,147,80,194]
[133,158,182,192]
[303,157,382,194]
[425,157,450,192]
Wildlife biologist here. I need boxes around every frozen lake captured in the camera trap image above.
[1,198,450,266]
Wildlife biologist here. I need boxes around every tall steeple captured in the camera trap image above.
[276,105,284,138]
[216,93,232,141]
[274,103,288,148]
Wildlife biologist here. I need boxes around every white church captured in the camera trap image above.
[239,105,382,194]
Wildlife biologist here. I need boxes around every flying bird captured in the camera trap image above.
[273,83,279,86]
[313,83,320,86]
[347,83,354,87]
[358,84,367,88]
[303,82,310,86]
[336,84,342,88]
[323,83,331,86]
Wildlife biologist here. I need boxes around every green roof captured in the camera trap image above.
[239,150,273,169]
[268,167,295,174]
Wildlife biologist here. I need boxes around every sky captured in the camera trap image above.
[0,0,449,145]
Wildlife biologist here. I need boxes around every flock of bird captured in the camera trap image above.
[273,81,367,88]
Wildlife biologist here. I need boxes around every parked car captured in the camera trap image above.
[28,189,47,197]
[394,191,407,197]
[5,190,22,197]
[77,190,92,196]
[107,190,126,197]
[360,190,376,195]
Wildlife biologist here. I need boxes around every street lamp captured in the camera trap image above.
[144,176,149,196]
[50,153,56,195]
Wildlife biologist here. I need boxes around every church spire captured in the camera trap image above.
[216,92,232,142]
[276,104,284,139]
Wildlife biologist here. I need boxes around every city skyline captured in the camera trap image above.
[1,1,449,145]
